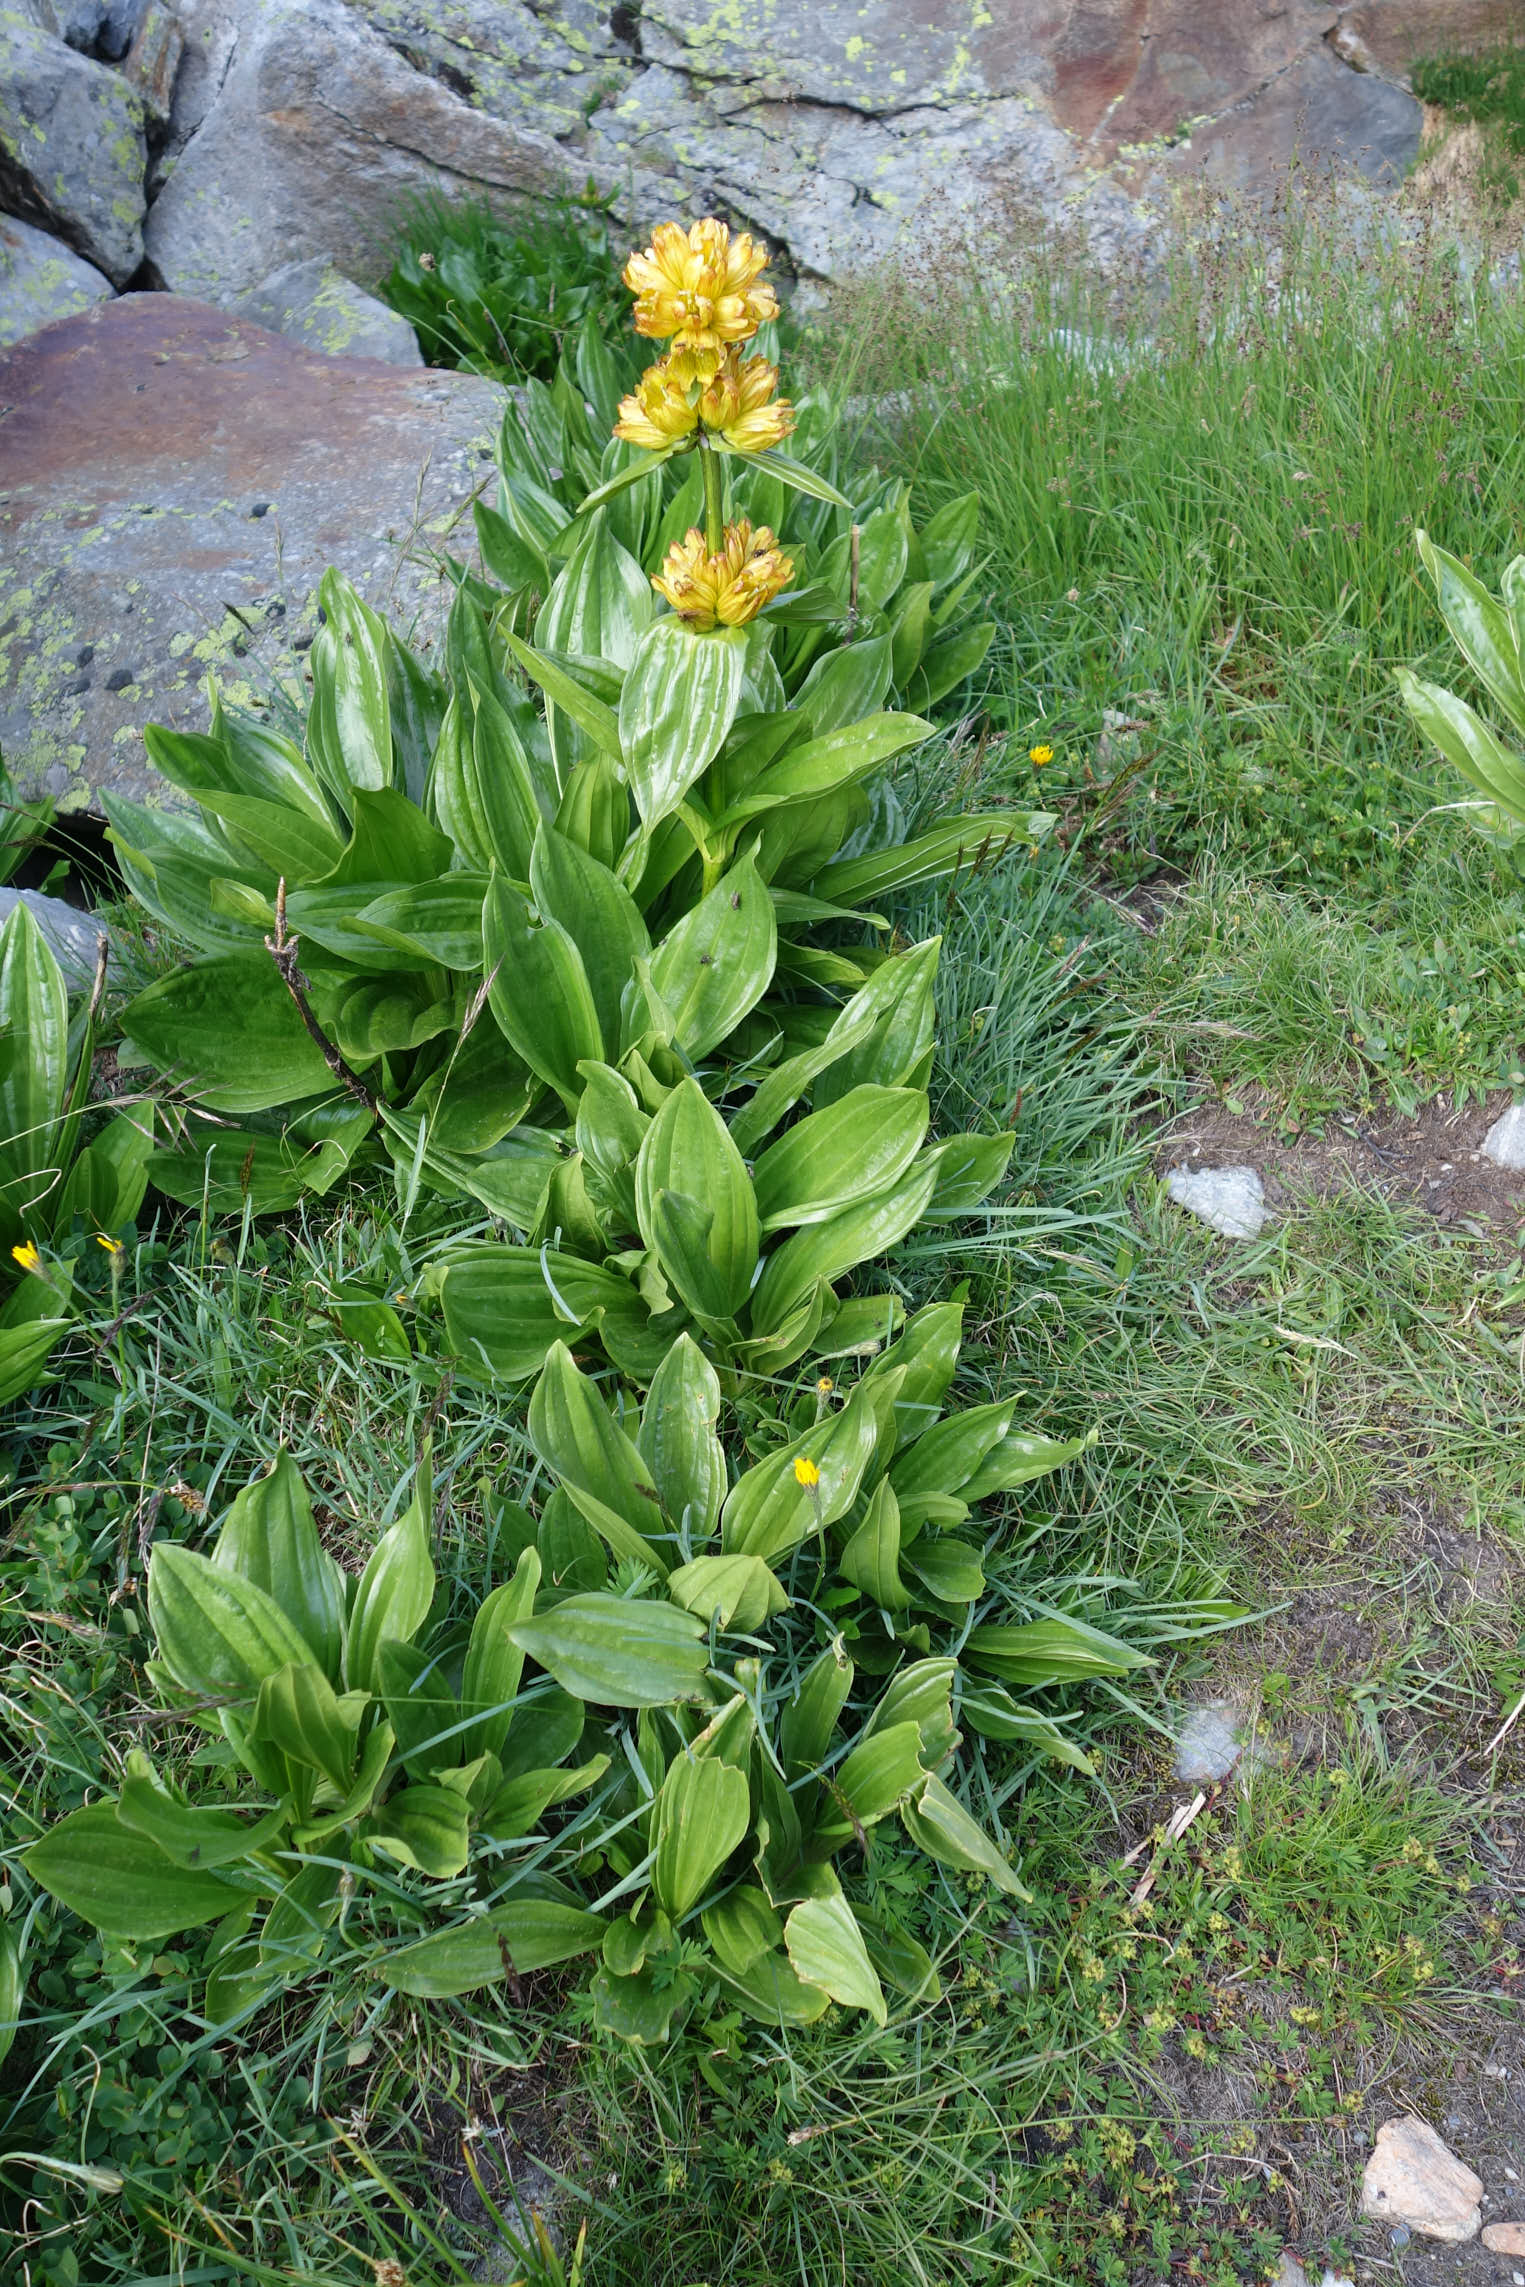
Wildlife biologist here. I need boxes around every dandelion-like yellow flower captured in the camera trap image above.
[95,1233,124,1257]
[1029,745,1054,766]
[816,1376,834,1395]
[698,351,794,454]
[652,519,794,631]
[793,1456,821,1489]
[10,1240,41,1274]
[613,358,700,452]
[623,218,777,385]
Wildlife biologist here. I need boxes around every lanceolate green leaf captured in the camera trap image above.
[213,1452,346,1685]
[24,1803,246,1940]
[739,450,851,510]
[307,569,394,797]
[648,850,777,1059]
[529,822,652,1049]
[460,1544,542,1761]
[118,956,335,1114]
[635,1079,759,1322]
[149,1544,320,1702]
[442,1247,641,1378]
[504,632,623,760]
[619,619,746,830]
[813,812,1044,907]
[720,712,933,820]
[637,1334,725,1541]
[1416,528,1525,738]
[901,1773,1030,1899]
[751,1085,928,1231]
[784,1895,886,2024]
[505,1593,709,1708]
[529,1342,673,1576]
[652,1753,751,1919]
[483,873,606,1108]
[1394,668,1525,821]
[0,902,67,1189]
[748,1157,939,1337]
[380,1898,607,1997]
[344,1476,436,1697]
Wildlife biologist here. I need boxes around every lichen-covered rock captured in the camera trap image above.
[234,258,423,366]
[121,0,182,133]
[138,2,1502,315]
[0,292,503,813]
[0,211,112,346]
[0,12,148,286]
[144,0,578,303]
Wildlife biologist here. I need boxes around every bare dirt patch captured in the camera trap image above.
[1155,1090,1525,1233]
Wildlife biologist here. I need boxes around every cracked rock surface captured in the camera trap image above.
[134,0,1498,306]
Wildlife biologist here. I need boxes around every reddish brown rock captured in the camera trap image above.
[1050,0,1338,153]
[0,293,502,812]
[1339,2,1525,79]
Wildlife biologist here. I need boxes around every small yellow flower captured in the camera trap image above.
[613,357,700,452]
[623,218,777,384]
[697,350,794,453]
[652,519,794,630]
[10,1241,41,1274]
[95,1233,124,1257]
[1029,745,1054,766]
[793,1456,821,1489]
[816,1376,834,1395]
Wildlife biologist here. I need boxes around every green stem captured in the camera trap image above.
[700,438,725,555]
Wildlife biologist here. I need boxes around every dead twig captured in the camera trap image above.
[264,878,382,1114]
[1485,1685,1525,1760]
[1122,1788,1211,1905]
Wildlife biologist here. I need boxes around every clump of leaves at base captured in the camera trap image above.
[379,187,625,382]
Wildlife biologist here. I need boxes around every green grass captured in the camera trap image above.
[815,204,1525,897]
[378,189,625,382]
[1413,46,1525,205]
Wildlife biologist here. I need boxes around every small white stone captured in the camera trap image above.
[1320,2273,1355,2287]
[1360,2117,1482,2244]
[1482,1103,1525,1170]
[1164,1163,1267,1239]
[1272,2255,1308,2287]
[1174,1703,1243,1785]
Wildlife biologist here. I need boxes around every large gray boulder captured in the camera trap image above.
[0,12,148,285]
[233,257,424,366]
[138,1,1498,308]
[0,292,504,813]
[0,211,113,346]
[144,0,578,302]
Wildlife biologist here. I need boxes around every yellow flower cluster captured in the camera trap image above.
[615,349,793,456]
[652,520,794,631]
[623,218,777,382]
[614,218,793,459]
